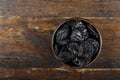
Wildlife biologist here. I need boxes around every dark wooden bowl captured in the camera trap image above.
[51,17,102,68]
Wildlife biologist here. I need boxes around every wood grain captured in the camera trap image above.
[0,0,120,79]
[0,68,120,79]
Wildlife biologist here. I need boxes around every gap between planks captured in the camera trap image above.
[0,68,120,72]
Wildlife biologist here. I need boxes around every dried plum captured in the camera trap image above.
[73,57,86,67]
[71,22,88,41]
[81,41,94,55]
[58,50,75,63]
[87,24,99,38]
[54,44,61,55]
[84,57,91,64]
[67,42,83,57]
[77,46,84,57]
[53,18,101,67]
[87,38,99,54]
[70,30,84,41]
[56,28,69,45]
[74,21,86,31]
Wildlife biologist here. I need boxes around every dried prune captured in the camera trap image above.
[87,24,99,38]
[73,57,86,67]
[56,28,69,45]
[58,50,75,63]
[54,44,61,55]
[81,41,94,55]
[74,21,86,31]
[53,18,101,67]
[71,22,88,41]
[77,46,84,57]
[70,30,84,41]
[84,57,91,64]
[87,38,99,55]
[67,42,83,57]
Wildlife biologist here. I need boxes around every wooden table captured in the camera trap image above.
[0,0,120,79]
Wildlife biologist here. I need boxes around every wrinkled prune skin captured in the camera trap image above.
[53,19,100,67]
[71,22,88,41]
[56,28,69,45]
[87,38,100,55]
[73,57,86,67]
[58,49,75,63]
[67,42,83,57]
[87,24,99,38]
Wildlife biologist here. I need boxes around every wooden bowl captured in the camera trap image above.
[51,17,102,68]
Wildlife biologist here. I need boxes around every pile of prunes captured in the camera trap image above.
[53,19,101,67]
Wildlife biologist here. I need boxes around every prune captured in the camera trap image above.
[73,57,86,67]
[74,22,88,35]
[54,44,61,55]
[84,57,91,64]
[70,30,84,41]
[81,41,94,55]
[69,20,77,27]
[87,38,99,55]
[53,19,101,67]
[77,46,84,57]
[80,39,100,64]
[67,42,83,57]
[56,28,69,45]
[71,22,88,41]
[87,24,99,38]
[74,21,83,29]
[74,21,86,31]
[58,50,75,63]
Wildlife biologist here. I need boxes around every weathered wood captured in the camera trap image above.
[0,68,119,79]
[0,0,120,79]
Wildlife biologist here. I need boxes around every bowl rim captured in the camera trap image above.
[51,17,102,68]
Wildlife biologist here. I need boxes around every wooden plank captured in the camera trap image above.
[0,17,120,68]
[0,0,120,19]
[0,68,119,80]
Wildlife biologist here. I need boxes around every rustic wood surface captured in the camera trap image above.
[0,0,120,79]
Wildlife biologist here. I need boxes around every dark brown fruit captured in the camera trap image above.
[73,57,86,67]
[87,24,99,38]
[56,28,69,45]
[71,22,88,42]
[58,50,75,63]
[67,42,83,57]
[87,38,99,55]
